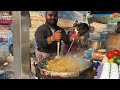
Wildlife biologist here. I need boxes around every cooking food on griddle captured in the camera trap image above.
[37,55,92,78]
[45,56,91,72]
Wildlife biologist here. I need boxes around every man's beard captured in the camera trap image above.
[46,19,57,27]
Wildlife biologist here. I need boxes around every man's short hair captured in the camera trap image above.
[45,11,58,15]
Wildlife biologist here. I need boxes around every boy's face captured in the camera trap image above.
[78,29,88,36]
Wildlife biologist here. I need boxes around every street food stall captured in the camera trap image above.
[1,11,120,79]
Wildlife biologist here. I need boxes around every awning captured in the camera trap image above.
[91,11,120,14]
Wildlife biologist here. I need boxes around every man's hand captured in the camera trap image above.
[69,31,78,41]
[51,30,62,41]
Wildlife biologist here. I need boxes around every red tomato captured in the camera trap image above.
[113,50,120,56]
[106,51,115,59]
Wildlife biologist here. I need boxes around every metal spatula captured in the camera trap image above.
[67,28,78,54]
[67,39,74,53]
[55,41,60,58]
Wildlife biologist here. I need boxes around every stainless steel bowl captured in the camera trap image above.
[88,39,105,50]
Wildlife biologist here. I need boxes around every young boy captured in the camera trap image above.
[62,23,89,55]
